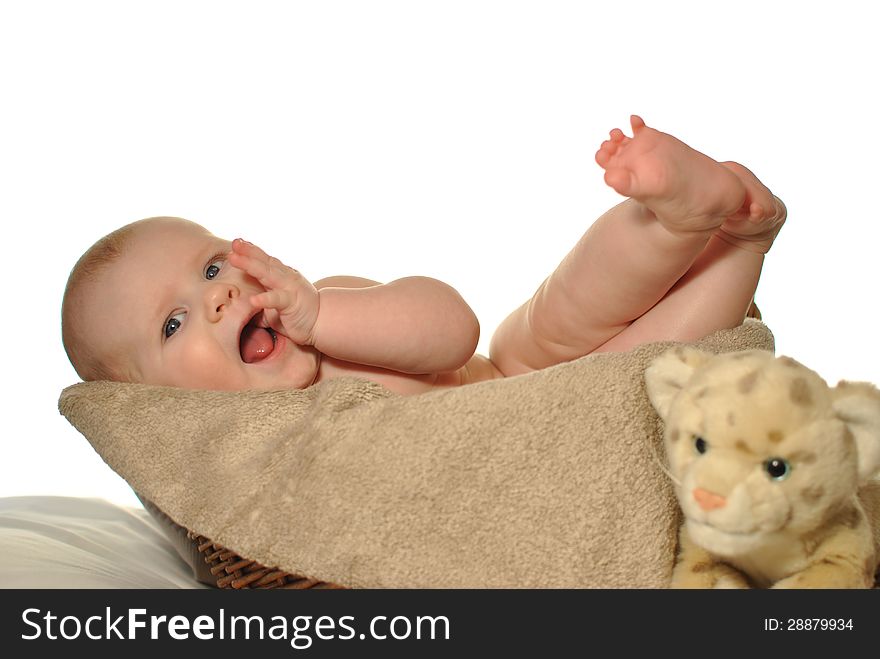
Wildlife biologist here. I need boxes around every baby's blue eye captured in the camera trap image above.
[205,259,223,280]
[164,312,186,339]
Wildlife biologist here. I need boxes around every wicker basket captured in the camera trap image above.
[746,301,761,320]
[189,532,344,589]
[141,497,343,589]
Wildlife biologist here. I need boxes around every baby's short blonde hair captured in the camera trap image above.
[61,222,140,381]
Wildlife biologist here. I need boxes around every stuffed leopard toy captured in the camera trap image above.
[645,347,880,588]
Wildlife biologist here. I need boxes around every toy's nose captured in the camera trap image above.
[692,487,726,511]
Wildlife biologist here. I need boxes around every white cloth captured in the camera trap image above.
[0,496,204,588]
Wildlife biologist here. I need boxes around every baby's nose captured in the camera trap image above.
[206,283,240,320]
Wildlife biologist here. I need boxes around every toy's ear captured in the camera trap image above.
[832,381,880,484]
[645,347,713,420]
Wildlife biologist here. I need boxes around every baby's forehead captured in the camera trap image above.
[130,216,221,243]
[119,219,226,265]
[116,219,228,288]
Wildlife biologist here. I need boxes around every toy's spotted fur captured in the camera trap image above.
[646,348,880,589]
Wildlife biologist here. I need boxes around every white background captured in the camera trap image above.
[1,1,877,508]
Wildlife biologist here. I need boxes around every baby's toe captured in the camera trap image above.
[748,201,765,221]
[603,168,634,196]
[595,141,618,166]
[746,188,778,223]
[721,161,776,222]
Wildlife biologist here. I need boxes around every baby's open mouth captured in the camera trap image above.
[239,311,277,363]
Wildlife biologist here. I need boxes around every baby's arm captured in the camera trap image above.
[313,275,480,373]
[230,240,479,374]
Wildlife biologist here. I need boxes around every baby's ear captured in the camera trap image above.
[645,347,713,420]
[831,381,880,485]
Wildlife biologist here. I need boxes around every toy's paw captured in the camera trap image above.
[671,561,752,589]
[713,574,750,589]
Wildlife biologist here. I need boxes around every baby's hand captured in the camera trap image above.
[228,239,320,345]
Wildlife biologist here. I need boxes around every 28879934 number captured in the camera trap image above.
[764,618,854,631]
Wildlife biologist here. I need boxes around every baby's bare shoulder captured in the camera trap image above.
[313,275,381,289]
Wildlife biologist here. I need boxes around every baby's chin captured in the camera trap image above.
[245,338,321,391]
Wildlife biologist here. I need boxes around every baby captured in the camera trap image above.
[61,116,785,396]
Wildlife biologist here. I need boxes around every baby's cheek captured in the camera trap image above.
[167,339,245,390]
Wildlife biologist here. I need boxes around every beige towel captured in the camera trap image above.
[59,320,774,588]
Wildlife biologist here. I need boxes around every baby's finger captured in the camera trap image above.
[250,288,293,313]
[229,239,300,290]
[231,238,273,261]
[230,239,282,272]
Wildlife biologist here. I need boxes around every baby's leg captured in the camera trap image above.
[490,116,784,375]
[592,233,763,353]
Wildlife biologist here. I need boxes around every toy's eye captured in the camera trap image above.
[694,436,708,455]
[764,458,791,481]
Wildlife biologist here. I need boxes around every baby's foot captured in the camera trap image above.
[715,162,786,254]
[596,117,773,248]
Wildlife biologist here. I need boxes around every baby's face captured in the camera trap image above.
[81,218,320,390]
